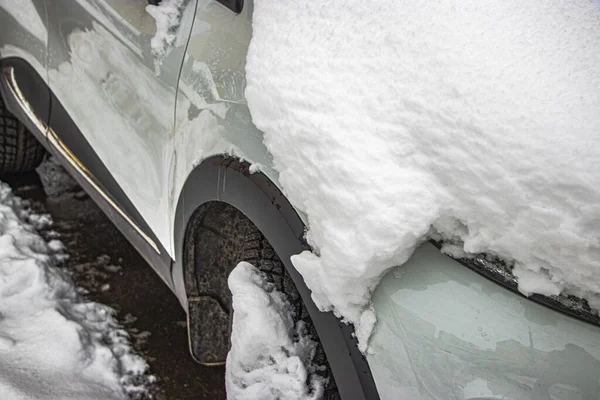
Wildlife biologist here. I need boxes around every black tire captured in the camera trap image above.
[185,202,340,400]
[0,97,45,174]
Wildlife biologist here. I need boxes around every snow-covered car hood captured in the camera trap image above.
[246,0,600,352]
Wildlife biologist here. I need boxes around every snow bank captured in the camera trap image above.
[226,262,324,400]
[246,0,600,350]
[146,0,188,73]
[0,183,150,399]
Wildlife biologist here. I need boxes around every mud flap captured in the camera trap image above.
[187,295,231,366]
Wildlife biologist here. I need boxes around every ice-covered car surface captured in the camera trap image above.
[369,243,600,400]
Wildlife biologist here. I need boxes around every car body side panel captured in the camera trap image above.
[170,0,290,249]
[42,0,290,259]
[0,0,50,125]
[368,242,600,400]
[46,0,196,255]
[0,56,174,289]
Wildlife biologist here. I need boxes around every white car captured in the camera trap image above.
[1,1,599,399]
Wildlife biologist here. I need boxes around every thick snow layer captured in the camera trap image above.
[146,0,188,73]
[0,183,150,399]
[226,262,324,400]
[246,0,600,350]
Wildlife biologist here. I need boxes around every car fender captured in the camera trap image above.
[171,155,380,400]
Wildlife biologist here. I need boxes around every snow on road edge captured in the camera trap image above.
[226,262,324,400]
[246,0,600,351]
[0,182,151,399]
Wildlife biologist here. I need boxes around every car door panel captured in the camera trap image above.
[0,0,50,127]
[46,0,196,257]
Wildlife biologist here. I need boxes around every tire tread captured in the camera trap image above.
[0,98,45,174]
[188,203,340,399]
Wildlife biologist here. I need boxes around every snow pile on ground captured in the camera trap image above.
[146,0,188,73]
[246,0,600,350]
[226,262,324,400]
[0,183,150,399]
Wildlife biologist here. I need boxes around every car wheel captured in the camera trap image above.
[0,97,45,174]
[185,201,341,399]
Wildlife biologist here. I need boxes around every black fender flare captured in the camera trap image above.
[172,155,380,400]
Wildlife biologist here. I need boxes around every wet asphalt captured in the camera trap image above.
[4,158,226,400]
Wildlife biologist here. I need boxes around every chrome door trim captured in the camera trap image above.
[2,66,47,136]
[2,65,161,255]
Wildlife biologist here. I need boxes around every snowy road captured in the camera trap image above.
[3,159,225,399]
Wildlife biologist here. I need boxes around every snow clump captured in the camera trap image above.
[226,262,324,400]
[0,183,150,399]
[246,0,600,351]
[146,0,188,74]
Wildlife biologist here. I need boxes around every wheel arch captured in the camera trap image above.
[172,155,380,400]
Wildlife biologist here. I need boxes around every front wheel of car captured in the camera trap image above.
[184,201,340,399]
[0,97,45,174]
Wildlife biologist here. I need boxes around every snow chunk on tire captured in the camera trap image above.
[226,262,324,400]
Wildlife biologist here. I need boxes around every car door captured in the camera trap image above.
[45,0,196,258]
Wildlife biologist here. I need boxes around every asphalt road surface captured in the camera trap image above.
[5,158,225,400]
